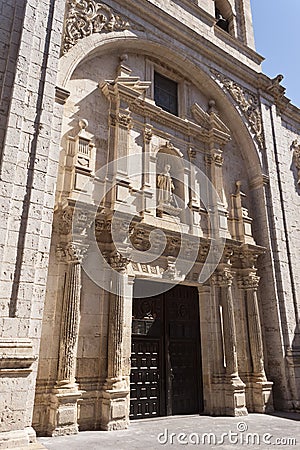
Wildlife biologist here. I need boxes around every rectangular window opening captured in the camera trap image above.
[154,72,178,116]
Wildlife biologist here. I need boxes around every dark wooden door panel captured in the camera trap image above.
[130,284,203,419]
[169,340,200,414]
[130,339,161,419]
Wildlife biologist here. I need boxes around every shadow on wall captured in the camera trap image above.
[287,323,300,412]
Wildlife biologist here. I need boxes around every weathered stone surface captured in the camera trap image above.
[0,0,299,447]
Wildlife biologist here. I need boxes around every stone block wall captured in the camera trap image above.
[0,0,67,446]
[0,0,26,161]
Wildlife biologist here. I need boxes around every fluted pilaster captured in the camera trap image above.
[212,267,247,416]
[57,260,81,387]
[238,270,273,412]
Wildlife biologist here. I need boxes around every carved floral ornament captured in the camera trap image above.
[210,69,264,148]
[63,0,130,54]
[56,241,88,263]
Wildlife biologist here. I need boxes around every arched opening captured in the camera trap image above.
[214,0,234,34]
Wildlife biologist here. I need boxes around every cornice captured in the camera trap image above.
[106,0,263,78]
[63,1,300,123]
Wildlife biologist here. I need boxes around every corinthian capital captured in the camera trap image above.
[211,267,234,287]
[237,272,260,290]
[105,249,131,273]
[56,241,88,264]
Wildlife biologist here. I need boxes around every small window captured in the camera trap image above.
[154,72,178,116]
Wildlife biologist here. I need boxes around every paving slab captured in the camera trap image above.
[38,412,300,449]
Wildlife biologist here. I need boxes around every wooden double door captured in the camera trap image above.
[130,283,203,419]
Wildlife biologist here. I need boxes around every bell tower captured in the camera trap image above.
[141,0,258,69]
[195,0,255,49]
[215,0,255,48]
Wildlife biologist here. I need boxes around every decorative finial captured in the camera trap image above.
[79,119,88,130]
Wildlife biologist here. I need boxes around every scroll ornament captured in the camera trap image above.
[63,0,130,53]
[211,69,264,147]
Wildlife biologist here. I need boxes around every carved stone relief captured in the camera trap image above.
[63,0,130,54]
[210,69,264,147]
[292,140,300,185]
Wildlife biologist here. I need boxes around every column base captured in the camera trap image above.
[210,375,248,416]
[224,375,248,416]
[246,378,274,413]
[47,386,83,437]
[101,388,129,431]
[0,426,36,449]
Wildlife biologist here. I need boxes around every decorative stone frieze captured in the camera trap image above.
[210,69,264,147]
[63,0,130,54]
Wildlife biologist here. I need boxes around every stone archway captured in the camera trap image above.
[34,24,275,436]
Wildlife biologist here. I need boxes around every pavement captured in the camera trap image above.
[38,412,300,449]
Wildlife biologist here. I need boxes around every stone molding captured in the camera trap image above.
[63,0,130,54]
[0,339,36,375]
[55,86,70,104]
[211,69,264,148]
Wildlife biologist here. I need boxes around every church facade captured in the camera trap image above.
[0,0,299,447]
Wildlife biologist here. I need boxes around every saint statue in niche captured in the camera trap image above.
[157,164,175,205]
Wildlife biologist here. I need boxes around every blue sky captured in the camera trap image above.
[251,0,300,108]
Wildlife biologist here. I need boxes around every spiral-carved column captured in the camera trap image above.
[238,270,273,412]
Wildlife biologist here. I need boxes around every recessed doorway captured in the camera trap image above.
[130,282,203,419]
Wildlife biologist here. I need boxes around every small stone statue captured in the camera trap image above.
[157,164,175,205]
[292,140,300,185]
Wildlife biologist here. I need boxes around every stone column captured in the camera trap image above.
[141,125,155,216]
[238,271,273,412]
[49,243,84,436]
[102,252,134,431]
[198,284,223,414]
[213,268,247,416]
